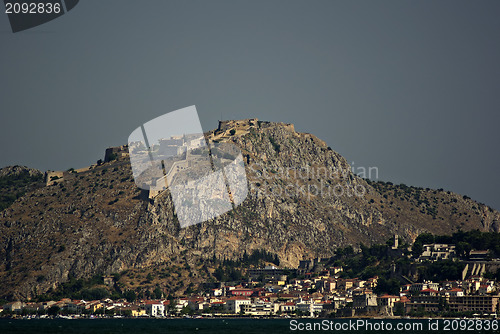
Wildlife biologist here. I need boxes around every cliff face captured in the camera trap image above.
[0,120,499,300]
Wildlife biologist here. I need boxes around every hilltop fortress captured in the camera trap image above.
[215,118,295,137]
[43,119,303,193]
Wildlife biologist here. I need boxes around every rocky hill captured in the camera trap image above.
[0,119,499,300]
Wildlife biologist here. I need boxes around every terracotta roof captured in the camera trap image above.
[227,296,250,301]
[144,300,163,305]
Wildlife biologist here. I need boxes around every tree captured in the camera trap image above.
[153,286,163,299]
[394,302,405,316]
[456,241,471,259]
[81,288,110,300]
[411,243,423,258]
[214,267,226,281]
[48,305,60,316]
[412,233,434,258]
[228,268,242,281]
[124,290,137,302]
[374,277,400,296]
[181,306,192,315]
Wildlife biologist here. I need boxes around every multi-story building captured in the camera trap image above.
[337,278,356,291]
[296,300,323,317]
[145,302,164,317]
[280,301,296,313]
[377,295,401,308]
[352,291,377,310]
[406,295,441,313]
[321,279,337,293]
[419,244,457,261]
[448,295,500,313]
[230,289,253,297]
[225,297,251,313]
[440,288,464,297]
[248,266,294,280]
[240,301,277,315]
[410,282,440,293]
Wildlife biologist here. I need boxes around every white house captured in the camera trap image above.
[225,297,251,313]
[296,300,323,317]
[145,302,164,317]
[419,244,457,261]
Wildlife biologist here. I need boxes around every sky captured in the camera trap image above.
[1,1,499,210]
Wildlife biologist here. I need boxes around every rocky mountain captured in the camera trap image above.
[0,119,499,300]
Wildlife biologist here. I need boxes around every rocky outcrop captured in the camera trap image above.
[0,166,42,179]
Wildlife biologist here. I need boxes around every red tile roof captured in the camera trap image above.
[227,296,250,301]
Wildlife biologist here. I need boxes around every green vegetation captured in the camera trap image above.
[416,260,465,282]
[31,248,280,302]
[366,180,443,218]
[328,241,407,282]
[324,235,482,292]
[211,249,280,282]
[0,169,43,211]
[268,136,281,153]
[374,277,401,295]
[36,274,113,301]
[412,230,500,259]
[108,198,119,205]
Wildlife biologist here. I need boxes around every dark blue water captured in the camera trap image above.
[0,318,497,333]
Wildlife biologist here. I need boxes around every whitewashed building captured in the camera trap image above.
[145,302,164,317]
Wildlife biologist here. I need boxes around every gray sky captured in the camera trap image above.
[1,1,499,210]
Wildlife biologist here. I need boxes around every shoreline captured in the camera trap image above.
[1,315,497,320]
